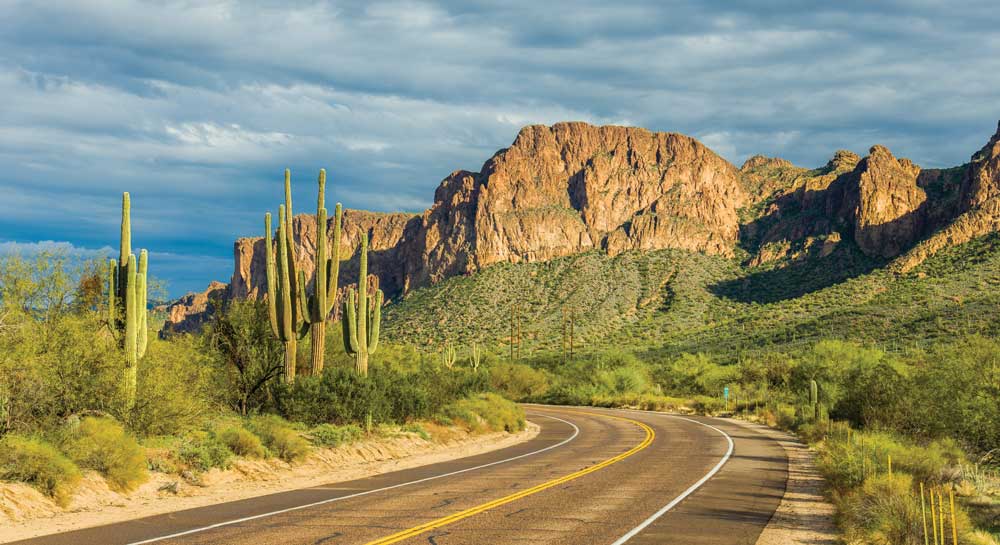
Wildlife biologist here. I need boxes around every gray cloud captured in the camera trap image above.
[1,0,999,295]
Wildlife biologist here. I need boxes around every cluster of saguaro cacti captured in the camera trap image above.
[265,170,309,383]
[107,193,148,413]
[470,342,481,371]
[296,169,343,376]
[342,233,382,377]
[441,343,457,369]
[509,304,522,361]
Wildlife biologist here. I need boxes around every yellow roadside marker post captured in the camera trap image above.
[888,454,892,476]
[939,491,945,543]
[921,482,929,545]
[949,487,958,545]
[931,487,939,545]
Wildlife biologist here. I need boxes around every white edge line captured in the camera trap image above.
[609,413,735,545]
[126,414,580,545]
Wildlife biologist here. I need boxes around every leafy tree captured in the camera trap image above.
[207,299,284,415]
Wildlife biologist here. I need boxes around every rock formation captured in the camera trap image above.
[162,120,1000,333]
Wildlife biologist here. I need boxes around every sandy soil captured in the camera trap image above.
[726,419,838,545]
[0,422,539,544]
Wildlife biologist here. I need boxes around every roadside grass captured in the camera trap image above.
[0,434,81,506]
[439,393,526,433]
[60,417,148,492]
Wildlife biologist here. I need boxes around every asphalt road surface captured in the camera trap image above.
[11,406,788,545]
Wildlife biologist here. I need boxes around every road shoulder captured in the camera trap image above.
[0,423,539,544]
[726,419,838,545]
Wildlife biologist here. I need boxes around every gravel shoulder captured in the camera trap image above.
[726,418,838,545]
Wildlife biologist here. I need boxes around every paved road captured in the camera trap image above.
[11,407,787,545]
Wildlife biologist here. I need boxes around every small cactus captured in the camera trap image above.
[809,379,820,421]
[470,342,481,371]
[441,343,456,369]
[107,193,148,413]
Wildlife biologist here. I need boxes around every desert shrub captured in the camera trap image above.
[130,334,218,436]
[309,423,364,447]
[0,434,81,505]
[488,362,549,401]
[216,424,266,459]
[177,431,233,471]
[441,394,525,433]
[60,417,147,491]
[838,473,924,545]
[400,423,431,441]
[274,363,487,426]
[248,415,311,462]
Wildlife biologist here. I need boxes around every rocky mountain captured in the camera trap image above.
[162,121,1000,333]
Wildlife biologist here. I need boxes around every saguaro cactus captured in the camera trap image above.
[470,342,481,371]
[441,343,457,369]
[297,169,342,376]
[809,379,819,421]
[342,234,382,377]
[107,193,148,413]
[265,199,308,383]
[510,304,521,361]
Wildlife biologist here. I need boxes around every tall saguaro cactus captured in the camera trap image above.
[107,193,148,413]
[266,203,308,383]
[342,234,382,377]
[297,169,342,375]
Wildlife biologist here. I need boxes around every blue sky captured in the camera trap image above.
[2,1,999,297]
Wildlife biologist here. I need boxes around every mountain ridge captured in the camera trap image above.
[163,120,1000,334]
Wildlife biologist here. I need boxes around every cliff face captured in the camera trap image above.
[234,122,748,301]
[163,120,1000,333]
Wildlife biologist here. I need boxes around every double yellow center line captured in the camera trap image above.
[364,412,655,545]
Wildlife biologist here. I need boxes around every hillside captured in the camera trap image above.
[384,225,1000,363]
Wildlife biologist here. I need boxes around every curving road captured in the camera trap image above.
[10,407,787,545]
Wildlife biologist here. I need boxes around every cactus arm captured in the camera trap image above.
[343,288,359,354]
[367,289,382,353]
[314,206,328,322]
[136,250,148,358]
[108,259,117,325]
[298,270,313,325]
[326,203,342,312]
[264,212,280,338]
[283,169,299,322]
[277,205,293,341]
[357,233,368,353]
[118,191,132,280]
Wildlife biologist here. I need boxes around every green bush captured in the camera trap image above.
[441,394,525,433]
[309,423,363,447]
[60,417,147,491]
[216,424,266,459]
[248,415,311,462]
[400,423,431,441]
[488,362,549,401]
[274,363,487,426]
[0,434,81,506]
[178,431,233,471]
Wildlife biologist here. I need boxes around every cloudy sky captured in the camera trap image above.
[2,0,999,296]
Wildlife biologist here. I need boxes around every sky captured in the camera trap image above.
[2,0,999,297]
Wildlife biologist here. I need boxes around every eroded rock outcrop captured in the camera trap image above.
[850,145,927,258]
